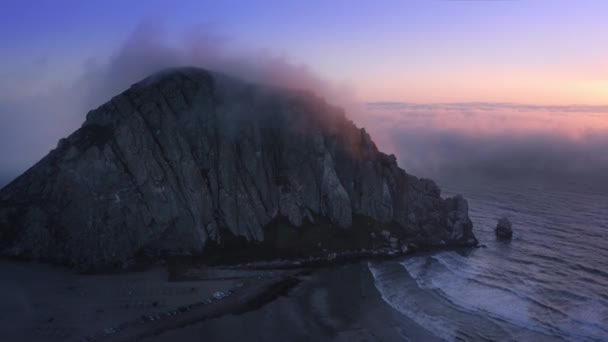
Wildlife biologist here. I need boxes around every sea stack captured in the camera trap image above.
[495,218,513,239]
[0,67,477,270]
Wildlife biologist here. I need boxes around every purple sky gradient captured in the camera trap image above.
[0,0,607,184]
[2,0,607,102]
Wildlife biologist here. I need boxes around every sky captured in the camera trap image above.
[0,0,607,186]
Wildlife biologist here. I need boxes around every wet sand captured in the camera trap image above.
[147,262,440,342]
[0,260,438,341]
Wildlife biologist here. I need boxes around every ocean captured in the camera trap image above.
[369,178,608,341]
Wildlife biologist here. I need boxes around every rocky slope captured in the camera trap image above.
[0,67,476,269]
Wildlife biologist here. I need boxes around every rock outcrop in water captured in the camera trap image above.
[0,67,476,269]
[495,218,513,239]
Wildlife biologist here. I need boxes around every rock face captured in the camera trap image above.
[495,218,513,239]
[0,67,476,269]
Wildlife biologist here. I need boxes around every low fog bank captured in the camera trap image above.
[360,103,608,192]
[395,130,608,187]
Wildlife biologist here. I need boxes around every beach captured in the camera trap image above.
[0,259,436,342]
[0,260,235,341]
[149,262,439,342]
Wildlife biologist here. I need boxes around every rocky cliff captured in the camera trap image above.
[0,67,476,269]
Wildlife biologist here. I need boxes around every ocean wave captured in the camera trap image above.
[401,254,564,336]
[403,251,608,341]
[384,180,608,341]
[367,262,463,341]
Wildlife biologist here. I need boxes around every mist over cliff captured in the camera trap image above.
[0,23,352,182]
[0,68,475,270]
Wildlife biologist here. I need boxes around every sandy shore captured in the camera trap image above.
[0,260,259,341]
[147,262,441,342]
[0,259,438,341]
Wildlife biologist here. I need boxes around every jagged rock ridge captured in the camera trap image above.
[0,67,476,269]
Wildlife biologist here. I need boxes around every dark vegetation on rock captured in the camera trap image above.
[0,67,477,270]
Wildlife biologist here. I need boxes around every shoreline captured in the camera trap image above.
[146,261,442,342]
[90,272,303,341]
[0,254,447,342]
[0,243,478,342]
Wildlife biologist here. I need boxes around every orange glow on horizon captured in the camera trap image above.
[355,67,608,106]
[356,103,608,144]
